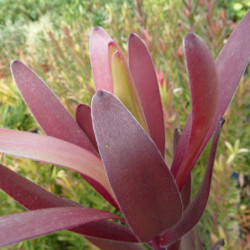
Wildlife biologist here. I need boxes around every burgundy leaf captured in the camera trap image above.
[180,175,191,211]
[215,11,250,121]
[171,33,218,190]
[172,11,250,187]
[87,237,144,250]
[76,104,119,208]
[166,241,181,250]
[9,61,120,206]
[0,207,121,247]
[73,220,138,243]
[173,130,191,211]
[129,33,165,156]
[90,27,114,92]
[83,175,120,211]
[160,118,224,246]
[191,10,250,171]
[0,164,74,209]
[0,128,113,197]
[10,60,97,156]
[92,90,182,242]
[0,161,118,213]
[171,117,192,176]
[0,164,137,242]
[173,128,181,154]
[76,104,98,151]
[166,177,192,250]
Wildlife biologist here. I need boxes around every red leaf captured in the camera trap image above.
[76,104,119,208]
[72,221,138,243]
[87,237,144,250]
[76,104,98,151]
[192,10,250,170]
[0,164,74,209]
[92,90,182,242]
[0,128,113,197]
[90,27,114,92]
[160,118,224,246]
[0,164,137,242]
[171,117,192,177]
[215,11,250,121]
[0,207,121,247]
[180,175,191,211]
[173,130,191,211]
[129,33,165,156]
[171,33,218,190]
[171,11,250,187]
[11,60,97,156]
[9,61,119,206]
[173,128,181,154]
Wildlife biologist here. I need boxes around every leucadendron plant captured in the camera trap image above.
[0,11,249,250]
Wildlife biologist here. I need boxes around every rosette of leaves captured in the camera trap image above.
[0,11,249,250]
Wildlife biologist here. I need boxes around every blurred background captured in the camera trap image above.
[0,0,249,249]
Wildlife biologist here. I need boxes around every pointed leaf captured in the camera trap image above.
[164,194,198,250]
[111,50,149,133]
[172,33,218,189]
[193,10,250,169]
[180,175,191,211]
[160,118,224,246]
[129,33,165,156]
[11,60,97,156]
[73,220,138,243]
[87,237,144,250]
[215,11,250,120]
[10,60,118,205]
[173,128,181,154]
[171,117,192,176]
[173,130,191,211]
[76,104,118,208]
[0,207,121,247]
[172,11,250,185]
[0,128,113,197]
[0,164,137,242]
[92,91,182,242]
[76,104,98,150]
[90,27,113,92]
[0,159,118,213]
[0,164,75,209]
[108,41,119,65]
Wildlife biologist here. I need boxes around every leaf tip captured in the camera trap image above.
[96,90,106,98]
[129,33,138,40]
[90,26,103,35]
[129,32,145,48]
[112,50,122,61]
[108,41,117,49]
[10,59,22,72]
[93,90,109,106]
[185,32,196,40]
[184,32,199,52]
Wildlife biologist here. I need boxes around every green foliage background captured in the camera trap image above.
[0,0,249,249]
